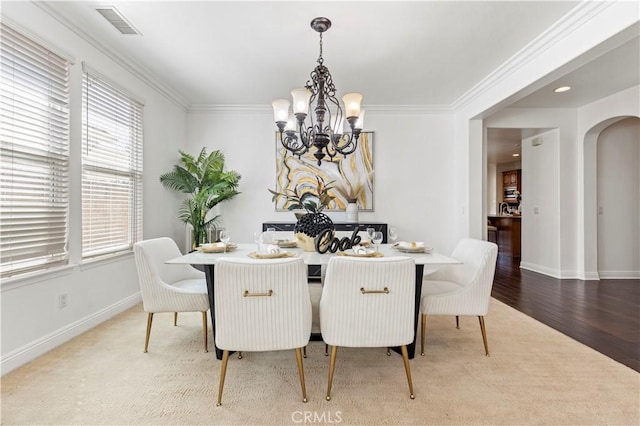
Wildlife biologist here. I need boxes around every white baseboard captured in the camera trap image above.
[519,261,562,278]
[1,292,142,376]
[598,270,640,279]
[579,271,601,281]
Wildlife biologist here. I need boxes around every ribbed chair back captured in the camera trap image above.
[319,256,417,400]
[420,238,498,357]
[134,237,208,313]
[213,257,312,405]
[423,238,498,316]
[133,237,209,353]
[214,257,312,352]
[320,256,416,348]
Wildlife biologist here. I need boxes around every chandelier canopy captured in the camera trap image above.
[272,17,364,166]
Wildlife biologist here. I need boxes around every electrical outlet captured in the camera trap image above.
[534,207,539,214]
[58,293,68,309]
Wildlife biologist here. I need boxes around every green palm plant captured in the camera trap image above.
[160,148,241,249]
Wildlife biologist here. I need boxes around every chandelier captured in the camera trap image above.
[272,17,364,166]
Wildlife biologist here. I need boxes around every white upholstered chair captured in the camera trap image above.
[420,238,498,356]
[320,256,416,400]
[133,237,209,353]
[214,257,312,406]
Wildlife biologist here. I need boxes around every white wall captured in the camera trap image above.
[1,2,187,374]
[186,108,458,255]
[596,117,640,278]
[521,130,561,275]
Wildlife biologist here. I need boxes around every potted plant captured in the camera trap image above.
[268,176,335,251]
[160,148,241,249]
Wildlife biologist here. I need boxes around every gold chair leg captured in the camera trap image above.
[295,348,308,403]
[216,350,229,406]
[202,311,208,352]
[303,346,307,358]
[478,316,490,356]
[144,312,153,353]
[386,347,391,356]
[420,314,426,356]
[326,346,338,401]
[401,345,415,399]
[325,344,329,356]
[456,315,459,329]
[238,351,243,360]
[174,312,178,326]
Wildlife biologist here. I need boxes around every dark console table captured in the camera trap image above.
[262,221,388,242]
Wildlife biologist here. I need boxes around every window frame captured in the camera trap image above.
[81,63,143,261]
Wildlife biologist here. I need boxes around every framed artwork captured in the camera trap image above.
[274,132,374,211]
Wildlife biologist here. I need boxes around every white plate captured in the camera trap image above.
[247,251,296,259]
[393,244,433,253]
[274,239,298,248]
[198,243,238,253]
[340,249,380,257]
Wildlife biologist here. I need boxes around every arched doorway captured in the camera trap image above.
[583,116,640,279]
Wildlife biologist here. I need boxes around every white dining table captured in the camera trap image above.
[167,243,461,360]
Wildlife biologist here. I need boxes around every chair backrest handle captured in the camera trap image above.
[243,289,274,297]
[360,287,390,295]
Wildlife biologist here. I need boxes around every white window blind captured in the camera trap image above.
[0,23,70,278]
[82,68,143,259]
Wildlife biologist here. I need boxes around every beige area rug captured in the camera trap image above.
[2,299,638,425]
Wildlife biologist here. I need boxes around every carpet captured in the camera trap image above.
[1,298,638,425]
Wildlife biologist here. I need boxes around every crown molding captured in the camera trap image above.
[188,104,454,114]
[188,105,271,113]
[34,1,190,111]
[451,1,614,111]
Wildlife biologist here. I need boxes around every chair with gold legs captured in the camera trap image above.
[214,257,311,406]
[320,256,416,401]
[133,238,210,353]
[420,238,498,357]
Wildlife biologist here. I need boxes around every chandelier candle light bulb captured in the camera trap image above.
[272,17,364,166]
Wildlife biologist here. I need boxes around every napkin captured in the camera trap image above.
[263,244,280,254]
[397,241,424,249]
[352,245,371,254]
[201,242,224,249]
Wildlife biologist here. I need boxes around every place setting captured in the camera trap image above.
[196,230,237,253]
[338,230,384,257]
[249,230,297,259]
[392,241,433,254]
[248,243,297,259]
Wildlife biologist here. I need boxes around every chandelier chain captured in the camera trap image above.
[318,32,324,65]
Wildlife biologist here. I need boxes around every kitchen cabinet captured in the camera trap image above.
[502,169,522,203]
[488,215,521,258]
[503,169,521,188]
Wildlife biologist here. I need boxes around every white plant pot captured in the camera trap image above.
[346,202,359,223]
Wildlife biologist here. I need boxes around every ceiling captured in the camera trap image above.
[36,1,638,163]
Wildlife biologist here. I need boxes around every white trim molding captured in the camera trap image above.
[598,271,640,280]
[451,1,615,111]
[34,2,189,111]
[1,293,142,376]
[520,261,562,279]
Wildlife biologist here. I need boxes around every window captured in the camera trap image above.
[0,23,70,278]
[82,65,143,259]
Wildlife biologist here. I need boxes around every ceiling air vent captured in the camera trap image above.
[95,7,141,35]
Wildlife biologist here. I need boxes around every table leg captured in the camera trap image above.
[391,264,423,359]
[204,266,223,360]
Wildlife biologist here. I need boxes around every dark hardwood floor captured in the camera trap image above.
[491,255,640,372]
